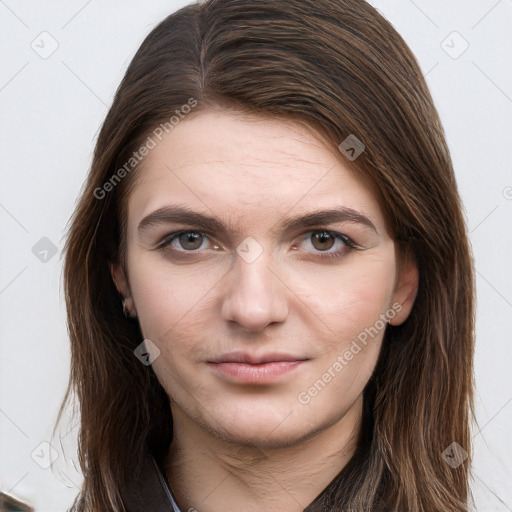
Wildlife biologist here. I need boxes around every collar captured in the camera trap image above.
[120,450,181,512]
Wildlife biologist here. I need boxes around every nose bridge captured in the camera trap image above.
[221,249,288,332]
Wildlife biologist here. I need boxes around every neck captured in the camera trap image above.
[165,396,364,512]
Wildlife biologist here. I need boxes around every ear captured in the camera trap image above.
[389,246,419,326]
[110,262,131,298]
[111,263,138,318]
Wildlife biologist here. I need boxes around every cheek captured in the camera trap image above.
[127,253,224,342]
[293,255,396,412]
[289,248,397,344]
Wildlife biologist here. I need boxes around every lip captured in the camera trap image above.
[209,351,307,365]
[207,352,309,384]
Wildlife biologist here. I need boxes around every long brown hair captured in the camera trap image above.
[58,0,475,510]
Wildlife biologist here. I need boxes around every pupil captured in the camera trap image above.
[179,232,202,250]
[312,231,334,251]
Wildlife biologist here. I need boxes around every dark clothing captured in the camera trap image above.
[120,451,179,512]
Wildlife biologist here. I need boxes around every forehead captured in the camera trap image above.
[126,110,386,231]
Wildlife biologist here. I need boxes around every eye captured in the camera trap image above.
[297,229,358,258]
[311,231,336,251]
[159,231,214,252]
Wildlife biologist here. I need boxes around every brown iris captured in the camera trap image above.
[311,231,335,251]
[178,231,204,250]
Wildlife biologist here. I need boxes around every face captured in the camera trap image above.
[112,110,418,448]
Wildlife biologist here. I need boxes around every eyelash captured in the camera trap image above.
[156,229,360,260]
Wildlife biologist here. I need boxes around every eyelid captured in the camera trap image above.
[155,229,216,251]
[302,229,359,247]
[296,230,363,255]
[155,228,363,256]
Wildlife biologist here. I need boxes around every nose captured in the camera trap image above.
[220,253,289,333]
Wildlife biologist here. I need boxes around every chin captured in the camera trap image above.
[216,423,314,449]
[202,403,326,449]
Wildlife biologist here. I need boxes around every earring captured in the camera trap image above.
[122,298,137,318]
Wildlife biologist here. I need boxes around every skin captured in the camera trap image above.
[112,110,418,512]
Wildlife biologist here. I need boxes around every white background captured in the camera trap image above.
[0,1,511,510]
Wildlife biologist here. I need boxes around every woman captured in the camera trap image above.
[58,0,475,510]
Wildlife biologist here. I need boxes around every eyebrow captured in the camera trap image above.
[137,204,377,236]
